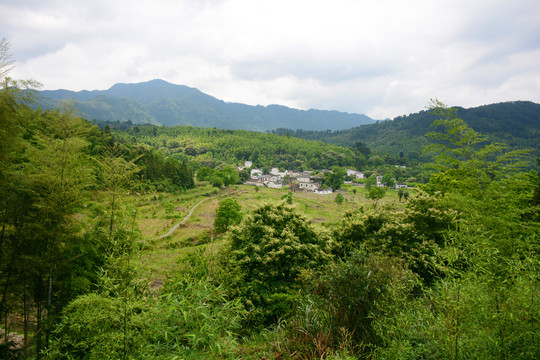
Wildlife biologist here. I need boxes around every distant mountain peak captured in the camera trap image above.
[34,80,375,131]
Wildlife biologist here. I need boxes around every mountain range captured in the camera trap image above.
[35,79,375,131]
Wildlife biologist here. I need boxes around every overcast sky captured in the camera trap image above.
[2,0,539,119]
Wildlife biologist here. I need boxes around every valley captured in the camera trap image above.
[1,75,538,359]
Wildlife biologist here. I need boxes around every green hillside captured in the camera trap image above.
[109,124,366,171]
[273,101,540,163]
[35,79,375,131]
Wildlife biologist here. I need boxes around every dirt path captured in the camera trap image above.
[140,198,208,242]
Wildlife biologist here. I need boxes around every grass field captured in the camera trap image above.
[133,183,414,288]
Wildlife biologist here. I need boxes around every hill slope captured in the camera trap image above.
[35,79,375,131]
[273,101,540,162]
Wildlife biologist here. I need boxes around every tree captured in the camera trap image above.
[365,174,377,190]
[368,186,386,205]
[210,174,224,189]
[334,193,345,205]
[95,144,140,238]
[223,203,329,327]
[91,144,142,360]
[0,38,14,80]
[531,158,540,207]
[239,168,250,182]
[214,198,243,234]
[382,173,395,188]
[324,167,346,191]
[21,108,97,351]
[319,252,415,353]
[220,166,241,186]
[354,141,371,157]
[196,166,214,181]
[424,99,528,199]
[281,192,293,204]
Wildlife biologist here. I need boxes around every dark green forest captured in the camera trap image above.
[1,39,539,359]
[108,123,366,171]
[272,100,540,165]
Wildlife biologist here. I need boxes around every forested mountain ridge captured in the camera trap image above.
[273,101,540,162]
[35,79,375,131]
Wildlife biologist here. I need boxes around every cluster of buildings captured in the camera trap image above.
[241,164,325,193]
[244,166,332,193]
[239,162,408,191]
[238,161,407,194]
[241,162,367,194]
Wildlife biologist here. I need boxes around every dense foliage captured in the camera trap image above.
[221,202,330,328]
[273,100,540,166]
[0,49,196,357]
[109,124,367,171]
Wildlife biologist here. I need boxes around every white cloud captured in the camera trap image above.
[2,0,540,119]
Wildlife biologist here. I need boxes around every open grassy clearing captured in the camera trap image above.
[133,183,415,287]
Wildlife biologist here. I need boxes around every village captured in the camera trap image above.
[238,161,408,193]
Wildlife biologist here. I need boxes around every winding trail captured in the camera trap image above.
[140,198,208,242]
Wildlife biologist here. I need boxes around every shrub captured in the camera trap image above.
[223,203,330,328]
[319,252,416,352]
[282,252,416,357]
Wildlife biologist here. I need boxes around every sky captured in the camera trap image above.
[2,0,540,119]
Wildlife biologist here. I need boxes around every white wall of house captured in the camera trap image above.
[266,181,283,189]
[298,181,318,191]
[251,169,263,178]
[314,188,332,194]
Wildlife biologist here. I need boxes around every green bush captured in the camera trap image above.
[280,251,416,358]
[46,293,150,359]
[144,273,244,357]
[319,252,416,353]
[222,203,330,328]
[48,249,245,359]
[374,273,539,360]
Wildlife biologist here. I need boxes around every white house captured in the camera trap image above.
[298,181,318,191]
[314,188,332,194]
[395,183,408,189]
[244,179,265,187]
[297,174,311,183]
[244,161,253,168]
[346,169,365,179]
[250,169,263,178]
[270,167,287,177]
[266,181,283,189]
